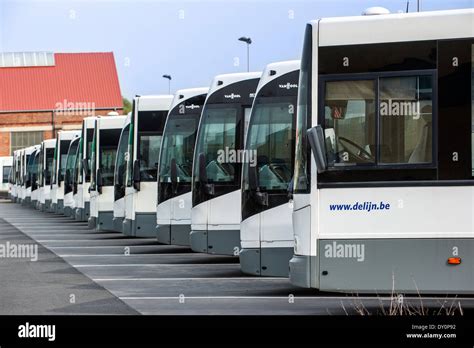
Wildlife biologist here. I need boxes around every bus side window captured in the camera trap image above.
[323,79,376,166]
[379,75,433,165]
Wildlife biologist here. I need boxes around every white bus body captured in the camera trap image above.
[112,114,131,232]
[190,72,261,255]
[156,87,209,246]
[73,117,97,221]
[38,139,56,211]
[29,148,41,208]
[0,156,13,199]
[122,95,173,237]
[22,145,40,207]
[240,61,300,276]
[50,130,80,214]
[63,138,81,217]
[17,149,26,203]
[10,151,20,202]
[89,116,127,231]
[290,9,474,293]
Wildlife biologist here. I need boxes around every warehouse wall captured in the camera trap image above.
[0,108,123,156]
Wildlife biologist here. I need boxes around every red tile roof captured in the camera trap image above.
[0,52,123,112]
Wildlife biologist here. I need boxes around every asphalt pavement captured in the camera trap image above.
[0,200,472,315]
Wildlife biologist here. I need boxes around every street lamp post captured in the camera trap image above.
[162,74,172,94]
[238,36,252,72]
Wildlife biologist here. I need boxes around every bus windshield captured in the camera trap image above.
[73,139,83,191]
[65,139,79,194]
[137,110,168,182]
[51,141,58,184]
[26,151,37,188]
[99,129,121,187]
[159,114,200,184]
[59,140,71,183]
[23,154,30,186]
[192,105,239,186]
[45,148,54,186]
[293,25,312,194]
[4,165,11,184]
[243,97,296,193]
[38,148,44,188]
[34,152,40,190]
[86,128,94,181]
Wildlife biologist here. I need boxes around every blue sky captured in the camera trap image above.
[0,0,472,99]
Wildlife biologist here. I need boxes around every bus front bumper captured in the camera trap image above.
[240,247,293,277]
[190,229,240,256]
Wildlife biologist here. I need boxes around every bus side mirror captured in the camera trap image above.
[307,125,327,173]
[97,168,103,194]
[198,153,207,183]
[132,159,140,191]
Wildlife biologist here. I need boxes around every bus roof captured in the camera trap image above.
[312,8,473,47]
[206,72,261,99]
[97,115,127,130]
[137,95,174,111]
[57,130,81,141]
[170,87,209,111]
[256,60,300,93]
[83,116,97,129]
[42,139,56,148]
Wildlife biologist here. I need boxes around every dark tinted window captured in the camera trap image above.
[45,148,54,185]
[64,139,79,194]
[99,129,121,186]
[2,166,11,183]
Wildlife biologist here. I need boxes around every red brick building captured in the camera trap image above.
[0,52,123,156]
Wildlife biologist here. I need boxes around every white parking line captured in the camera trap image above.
[37,239,126,242]
[74,263,238,267]
[50,245,162,249]
[94,277,280,281]
[120,296,474,301]
[58,253,203,257]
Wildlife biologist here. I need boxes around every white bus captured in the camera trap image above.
[156,87,209,246]
[38,139,56,211]
[29,147,41,208]
[112,113,131,232]
[89,116,126,230]
[240,61,300,276]
[18,148,29,204]
[63,137,81,217]
[190,72,261,255]
[0,156,13,199]
[17,148,28,204]
[122,95,173,237]
[290,9,474,293]
[73,117,96,221]
[51,130,80,214]
[10,151,20,202]
[22,145,40,206]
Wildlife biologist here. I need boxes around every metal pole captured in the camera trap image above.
[51,110,55,138]
[417,0,420,12]
[246,43,250,72]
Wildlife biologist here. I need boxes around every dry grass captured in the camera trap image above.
[341,274,464,316]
